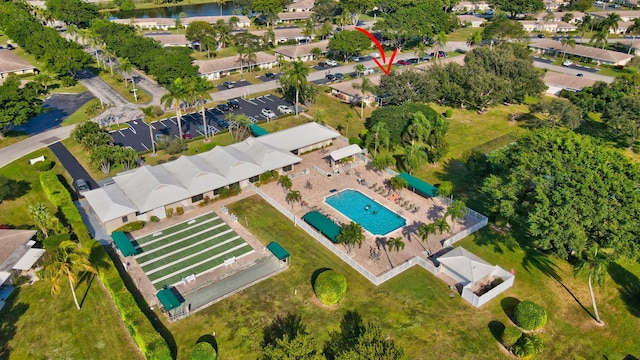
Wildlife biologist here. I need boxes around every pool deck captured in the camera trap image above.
[258,141,482,278]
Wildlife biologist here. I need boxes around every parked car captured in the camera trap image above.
[362,67,375,75]
[216,119,230,128]
[182,133,192,139]
[222,81,234,89]
[407,58,419,64]
[350,55,361,62]
[74,179,90,196]
[370,52,381,58]
[277,105,293,114]
[430,51,448,58]
[262,108,277,120]
[333,73,344,81]
[217,103,230,111]
[227,99,240,109]
[420,54,433,61]
[396,59,411,66]
[326,59,338,66]
[537,33,545,38]
[326,73,336,81]
[576,73,584,77]
[562,60,573,66]
[265,72,276,79]
[248,116,259,123]
[318,61,329,68]
[5,44,14,50]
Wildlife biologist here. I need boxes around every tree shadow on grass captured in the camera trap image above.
[501,297,520,324]
[196,334,218,354]
[0,288,28,360]
[608,262,640,318]
[488,320,505,343]
[311,268,331,292]
[77,273,95,309]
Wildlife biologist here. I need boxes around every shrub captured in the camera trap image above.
[198,196,211,207]
[165,138,187,155]
[512,334,544,357]
[0,175,28,202]
[166,208,174,218]
[176,207,184,215]
[313,270,347,305]
[115,221,145,233]
[44,233,69,249]
[514,300,547,331]
[33,160,54,172]
[150,216,160,222]
[348,137,363,147]
[190,342,217,360]
[14,275,30,286]
[168,156,178,161]
[502,326,522,348]
[444,108,453,118]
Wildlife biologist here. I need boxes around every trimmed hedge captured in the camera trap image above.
[90,241,172,359]
[502,326,522,348]
[190,342,217,360]
[313,270,347,305]
[514,300,547,331]
[39,172,91,244]
[115,221,145,233]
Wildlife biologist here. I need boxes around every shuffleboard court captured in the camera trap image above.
[133,212,254,290]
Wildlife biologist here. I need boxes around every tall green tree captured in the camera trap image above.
[28,202,61,238]
[161,77,188,138]
[351,77,375,121]
[602,96,640,147]
[286,189,302,210]
[365,122,390,157]
[282,61,309,116]
[560,35,577,62]
[601,12,621,42]
[336,222,365,254]
[590,29,608,49]
[0,76,42,140]
[42,240,96,310]
[574,244,610,325]
[434,217,451,234]
[278,175,292,193]
[386,237,405,267]
[445,200,467,223]
[401,143,428,174]
[489,0,544,18]
[529,98,583,129]
[432,32,447,62]
[252,0,282,29]
[466,31,483,48]
[328,30,371,62]
[191,77,214,141]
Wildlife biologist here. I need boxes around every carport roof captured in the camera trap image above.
[258,122,339,151]
[84,184,137,223]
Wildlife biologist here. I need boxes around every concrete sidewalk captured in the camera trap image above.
[0,125,75,168]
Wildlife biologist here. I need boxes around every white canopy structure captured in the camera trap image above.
[12,248,46,271]
[437,247,496,286]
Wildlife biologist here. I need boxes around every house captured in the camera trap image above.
[0,230,45,309]
[112,18,175,31]
[543,71,597,95]
[611,20,636,34]
[544,0,571,11]
[329,74,381,105]
[590,10,640,22]
[0,49,37,79]
[613,38,640,54]
[274,40,329,62]
[195,51,278,80]
[277,11,313,23]
[436,247,515,308]
[84,123,340,233]
[529,39,634,65]
[286,0,314,12]
[520,20,576,33]
[534,11,585,23]
[458,15,487,27]
[181,15,251,28]
[144,34,191,47]
[452,1,492,12]
[252,27,313,44]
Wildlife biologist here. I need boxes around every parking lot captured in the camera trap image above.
[215,79,253,92]
[110,94,293,152]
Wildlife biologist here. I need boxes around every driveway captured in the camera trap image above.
[14,92,94,135]
[77,69,130,108]
[48,142,99,190]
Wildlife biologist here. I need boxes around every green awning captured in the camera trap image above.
[399,172,438,197]
[111,231,138,256]
[302,211,341,243]
[266,241,290,260]
[156,288,183,311]
[250,124,269,136]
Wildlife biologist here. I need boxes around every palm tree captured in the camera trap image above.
[351,77,375,121]
[43,240,96,310]
[466,31,482,48]
[389,175,408,194]
[386,237,405,267]
[236,46,247,74]
[401,143,427,175]
[35,72,53,94]
[418,223,437,242]
[338,9,351,29]
[314,108,328,124]
[365,122,390,157]
[142,106,157,155]
[161,78,188,139]
[434,217,451,234]
[576,16,592,41]
[302,17,315,38]
[175,17,182,34]
[590,29,608,50]
[284,60,309,116]
[414,42,427,60]
[245,48,257,74]
[404,111,432,146]
[561,35,577,62]
[574,244,610,325]
[336,222,364,254]
[278,175,292,193]
[436,180,454,199]
[445,200,467,223]
[343,112,353,138]
[214,0,225,16]
[433,32,447,62]
[354,63,366,77]
[626,18,640,54]
[191,77,214,141]
[601,12,621,42]
[311,47,322,60]
[285,189,302,210]
[28,202,60,238]
[119,58,133,88]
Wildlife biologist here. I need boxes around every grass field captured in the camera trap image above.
[60,98,106,126]
[134,212,252,289]
[157,195,640,359]
[97,71,152,104]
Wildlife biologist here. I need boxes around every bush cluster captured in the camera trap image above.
[115,221,145,233]
[514,300,547,331]
[190,342,217,360]
[33,160,55,172]
[313,270,347,305]
[150,216,160,223]
[39,172,91,244]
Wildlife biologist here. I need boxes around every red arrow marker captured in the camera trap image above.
[355,27,398,76]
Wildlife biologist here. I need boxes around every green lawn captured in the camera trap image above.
[60,98,106,126]
[0,131,28,150]
[98,71,152,104]
[157,195,640,359]
[446,27,478,42]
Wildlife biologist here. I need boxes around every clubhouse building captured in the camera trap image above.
[84,123,340,233]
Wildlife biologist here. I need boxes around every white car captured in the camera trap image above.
[261,108,277,120]
[362,67,375,75]
[326,59,338,66]
[277,105,293,114]
[562,60,573,66]
[370,52,381,59]
[248,116,259,123]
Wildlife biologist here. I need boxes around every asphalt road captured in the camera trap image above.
[111,94,293,151]
[77,69,130,108]
[533,60,615,84]
[48,142,99,190]
[14,92,94,135]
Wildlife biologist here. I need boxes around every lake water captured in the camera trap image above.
[109,3,250,19]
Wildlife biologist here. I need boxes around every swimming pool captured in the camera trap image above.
[325,189,406,236]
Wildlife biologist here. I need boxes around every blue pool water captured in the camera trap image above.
[325,189,406,235]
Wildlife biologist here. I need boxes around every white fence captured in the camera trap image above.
[461,272,515,308]
[290,168,310,180]
[313,165,331,177]
[333,160,364,174]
